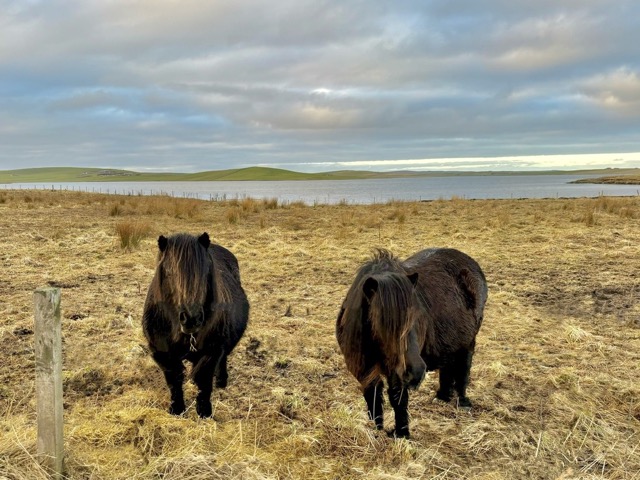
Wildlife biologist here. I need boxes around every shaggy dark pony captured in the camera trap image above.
[142,232,249,418]
[336,248,487,438]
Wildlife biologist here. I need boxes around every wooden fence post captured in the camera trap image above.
[34,287,64,478]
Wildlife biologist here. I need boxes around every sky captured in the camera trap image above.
[1,1,640,173]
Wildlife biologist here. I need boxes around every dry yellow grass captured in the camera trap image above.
[1,191,639,479]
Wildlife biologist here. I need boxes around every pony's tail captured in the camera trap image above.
[457,268,486,329]
[457,268,477,311]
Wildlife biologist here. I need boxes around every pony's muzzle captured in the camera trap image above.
[179,309,204,334]
[404,360,427,390]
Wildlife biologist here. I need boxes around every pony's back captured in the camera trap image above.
[211,244,242,284]
[403,248,487,358]
[205,243,249,350]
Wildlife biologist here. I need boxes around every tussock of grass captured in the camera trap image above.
[363,213,382,230]
[386,207,407,223]
[109,203,124,216]
[226,206,242,224]
[286,200,307,209]
[572,196,640,225]
[240,197,260,213]
[339,211,355,226]
[1,190,639,479]
[105,196,204,219]
[262,198,279,210]
[115,220,151,250]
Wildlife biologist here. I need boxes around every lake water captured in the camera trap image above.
[3,174,639,204]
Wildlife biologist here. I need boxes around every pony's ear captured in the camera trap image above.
[198,232,211,249]
[363,277,378,301]
[158,235,168,252]
[407,272,419,286]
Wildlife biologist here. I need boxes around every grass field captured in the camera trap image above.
[0,190,639,479]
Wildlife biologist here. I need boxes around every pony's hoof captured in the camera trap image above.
[196,402,213,418]
[215,377,228,389]
[457,397,472,411]
[387,428,410,439]
[197,408,212,418]
[169,402,186,416]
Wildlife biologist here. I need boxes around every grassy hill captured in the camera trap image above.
[0,167,185,183]
[0,166,447,183]
[0,166,378,183]
[182,166,321,181]
[2,165,640,183]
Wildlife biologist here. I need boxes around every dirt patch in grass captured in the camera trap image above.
[1,191,639,479]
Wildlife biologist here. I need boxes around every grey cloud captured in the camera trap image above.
[1,0,639,171]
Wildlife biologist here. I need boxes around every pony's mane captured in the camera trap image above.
[158,234,211,305]
[338,249,416,385]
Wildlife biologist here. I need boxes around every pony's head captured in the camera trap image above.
[363,268,426,390]
[156,232,212,334]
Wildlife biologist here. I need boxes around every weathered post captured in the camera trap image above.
[34,288,64,478]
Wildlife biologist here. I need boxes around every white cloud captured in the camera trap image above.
[580,67,640,115]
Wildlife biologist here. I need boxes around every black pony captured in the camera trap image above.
[142,232,249,418]
[336,248,487,438]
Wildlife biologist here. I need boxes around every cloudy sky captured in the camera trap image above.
[1,1,639,173]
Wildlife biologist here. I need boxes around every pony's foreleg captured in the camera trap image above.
[192,350,224,418]
[387,374,410,438]
[363,380,384,430]
[153,351,186,415]
[214,354,228,389]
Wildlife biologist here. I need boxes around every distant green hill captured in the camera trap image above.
[1,165,640,184]
[182,167,319,181]
[0,166,416,183]
[0,167,179,183]
[0,166,361,183]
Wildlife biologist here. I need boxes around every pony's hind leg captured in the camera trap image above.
[436,362,455,403]
[452,349,474,409]
[153,352,186,415]
[363,380,384,430]
[387,374,410,438]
